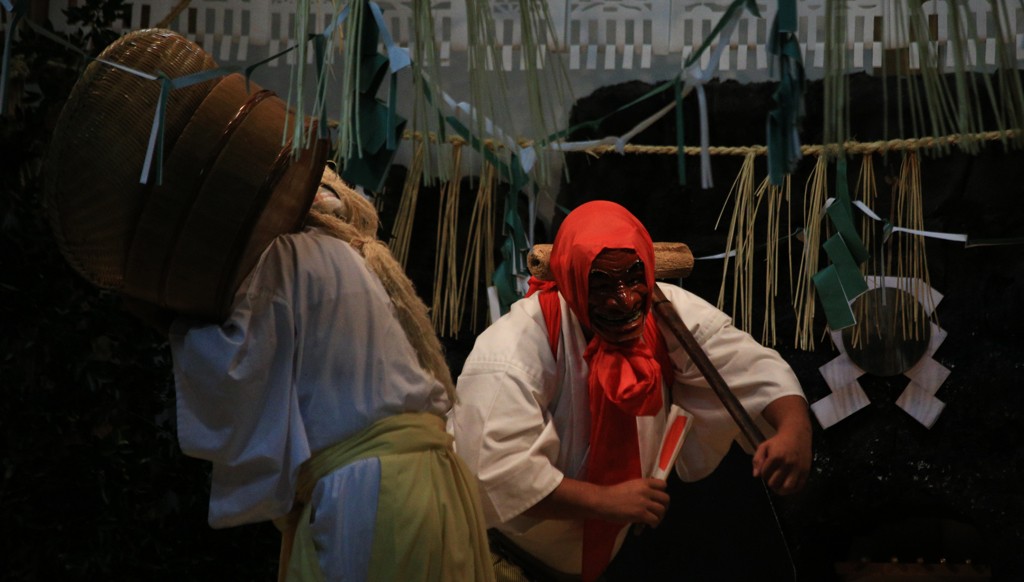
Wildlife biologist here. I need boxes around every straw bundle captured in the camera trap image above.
[307,169,457,404]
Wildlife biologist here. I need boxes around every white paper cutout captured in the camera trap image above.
[814,278,951,429]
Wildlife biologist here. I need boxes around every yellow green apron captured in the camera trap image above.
[275,412,495,582]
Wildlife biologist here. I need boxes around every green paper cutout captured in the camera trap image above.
[835,157,851,203]
[338,0,406,192]
[778,0,797,32]
[359,54,390,94]
[537,0,751,147]
[245,44,298,94]
[766,13,805,186]
[493,247,520,315]
[823,234,869,299]
[387,71,399,149]
[340,120,407,192]
[813,265,857,330]
[313,34,330,139]
[356,93,392,154]
[826,202,870,264]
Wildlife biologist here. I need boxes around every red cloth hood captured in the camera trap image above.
[549,200,657,331]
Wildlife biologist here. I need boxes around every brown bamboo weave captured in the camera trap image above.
[44,29,219,290]
[124,73,327,321]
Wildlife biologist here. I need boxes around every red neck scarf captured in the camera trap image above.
[526,201,673,581]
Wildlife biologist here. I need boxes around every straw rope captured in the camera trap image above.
[306,169,457,405]
[574,130,1019,157]
[372,128,1020,158]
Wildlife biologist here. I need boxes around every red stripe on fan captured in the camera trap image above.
[658,416,688,472]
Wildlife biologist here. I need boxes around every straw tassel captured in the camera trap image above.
[793,155,829,350]
[716,153,758,333]
[892,152,937,341]
[432,142,464,336]
[391,140,426,269]
[761,176,788,347]
[457,162,498,333]
[852,154,878,349]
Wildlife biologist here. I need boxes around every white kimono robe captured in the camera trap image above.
[450,283,805,575]
[170,228,450,581]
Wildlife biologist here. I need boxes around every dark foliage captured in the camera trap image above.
[1,10,277,581]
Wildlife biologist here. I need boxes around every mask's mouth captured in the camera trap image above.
[593,308,643,326]
[591,306,646,341]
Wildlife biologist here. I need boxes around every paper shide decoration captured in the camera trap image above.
[811,276,950,430]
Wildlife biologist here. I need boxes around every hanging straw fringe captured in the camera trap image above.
[892,152,938,341]
[852,154,878,349]
[391,140,426,268]
[409,0,448,184]
[432,142,464,336]
[457,163,498,334]
[761,176,787,346]
[716,153,758,333]
[793,155,829,350]
[305,168,457,405]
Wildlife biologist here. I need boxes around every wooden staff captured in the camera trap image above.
[527,244,766,449]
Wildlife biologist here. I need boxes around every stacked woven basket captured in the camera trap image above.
[45,29,328,321]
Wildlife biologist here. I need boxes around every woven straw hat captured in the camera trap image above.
[124,73,327,320]
[45,29,219,290]
[46,30,328,321]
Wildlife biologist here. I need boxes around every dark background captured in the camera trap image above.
[3,7,1024,581]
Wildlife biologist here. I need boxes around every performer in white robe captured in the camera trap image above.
[169,178,495,582]
[450,201,810,580]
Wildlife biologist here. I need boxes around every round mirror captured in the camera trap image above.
[841,287,932,377]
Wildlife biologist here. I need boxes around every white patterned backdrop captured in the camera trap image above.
[44,0,1024,76]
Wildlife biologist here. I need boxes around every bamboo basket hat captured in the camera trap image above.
[46,29,328,322]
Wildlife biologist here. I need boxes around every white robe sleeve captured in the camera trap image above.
[451,304,566,533]
[657,284,805,482]
[170,250,311,528]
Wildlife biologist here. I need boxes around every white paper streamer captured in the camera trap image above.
[895,383,945,428]
[811,381,871,429]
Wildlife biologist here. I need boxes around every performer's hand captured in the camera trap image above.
[752,427,811,495]
[597,478,670,528]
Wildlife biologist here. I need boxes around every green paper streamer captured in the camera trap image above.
[813,265,857,330]
[313,33,329,139]
[777,0,797,32]
[337,0,407,192]
[493,244,520,315]
[245,43,299,94]
[387,71,398,149]
[539,0,751,148]
[766,4,805,187]
[825,205,871,263]
[826,158,870,263]
[823,234,869,299]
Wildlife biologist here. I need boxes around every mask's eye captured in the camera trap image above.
[589,273,615,292]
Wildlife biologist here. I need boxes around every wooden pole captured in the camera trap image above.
[651,285,766,448]
[527,242,695,282]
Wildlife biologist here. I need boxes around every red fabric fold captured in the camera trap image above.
[530,201,674,581]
